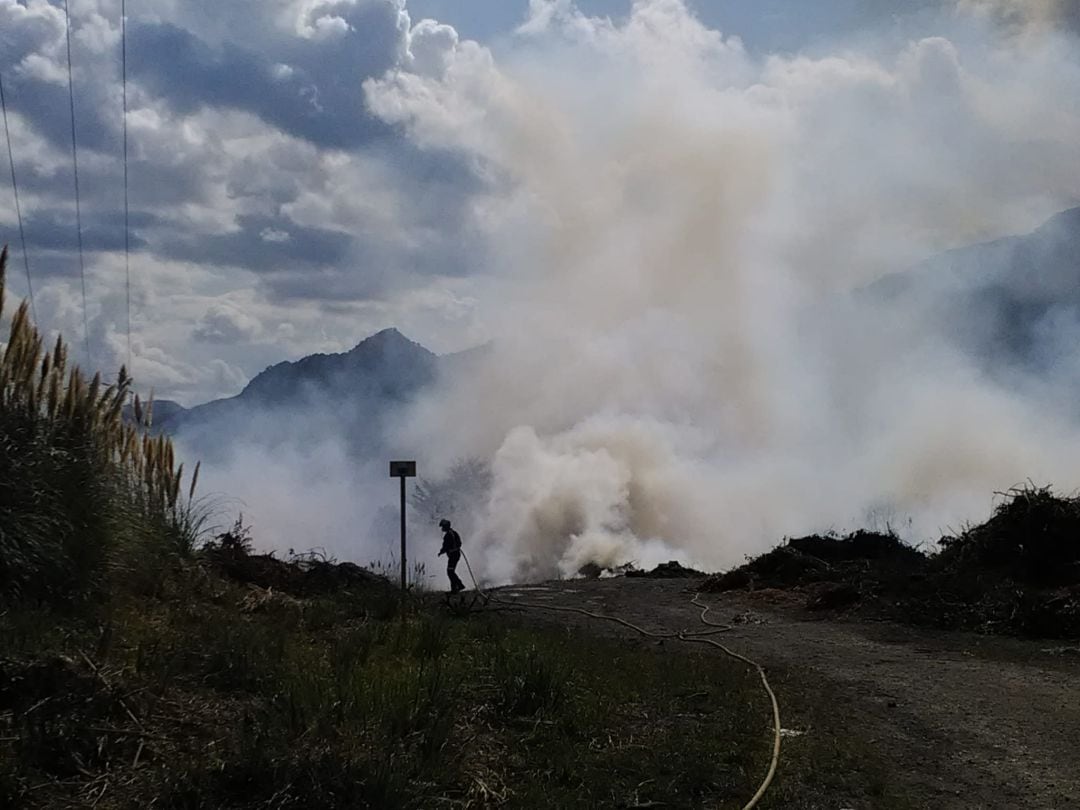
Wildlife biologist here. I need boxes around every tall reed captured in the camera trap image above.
[0,245,200,602]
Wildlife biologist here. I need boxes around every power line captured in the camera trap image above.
[0,71,37,325]
[62,0,91,369]
[122,0,131,371]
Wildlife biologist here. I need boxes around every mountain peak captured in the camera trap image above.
[369,326,405,340]
[166,327,442,459]
[352,327,415,351]
[346,328,437,365]
[231,326,438,407]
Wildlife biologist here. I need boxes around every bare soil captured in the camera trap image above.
[493,577,1080,810]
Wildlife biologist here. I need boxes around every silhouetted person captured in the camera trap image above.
[438,518,466,594]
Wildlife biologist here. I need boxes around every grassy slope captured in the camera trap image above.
[1,564,914,810]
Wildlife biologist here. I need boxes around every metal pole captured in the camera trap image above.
[389,460,415,593]
[399,474,407,592]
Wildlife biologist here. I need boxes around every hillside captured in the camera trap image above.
[157,328,439,460]
[870,206,1080,371]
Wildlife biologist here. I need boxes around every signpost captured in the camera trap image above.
[389,461,417,592]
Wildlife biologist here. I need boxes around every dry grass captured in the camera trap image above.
[0,245,203,603]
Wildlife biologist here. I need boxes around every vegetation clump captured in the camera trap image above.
[0,247,200,605]
[626,560,707,578]
[201,519,393,598]
[701,531,920,593]
[702,489,1080,638]
[937,485,1080,585]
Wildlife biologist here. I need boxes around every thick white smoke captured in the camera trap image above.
[363,0,1080,582]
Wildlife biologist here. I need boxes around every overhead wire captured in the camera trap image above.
[121,0,132,371]
[62,0,92,368]
[0,70,37,325]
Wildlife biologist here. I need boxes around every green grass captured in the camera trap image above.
[0,573,915,809]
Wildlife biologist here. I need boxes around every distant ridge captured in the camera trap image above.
[157,327,441,460]
[868,206,1080,370]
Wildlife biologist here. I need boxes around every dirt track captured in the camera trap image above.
[494,578,1080,810]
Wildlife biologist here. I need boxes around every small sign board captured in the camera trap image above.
[389,460,417,478]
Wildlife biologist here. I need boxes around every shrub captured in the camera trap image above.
[0,246,200,605]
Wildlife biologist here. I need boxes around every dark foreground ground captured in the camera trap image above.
[494,577,1080,810]
[0,560,915,810]
[4,545,1077,809]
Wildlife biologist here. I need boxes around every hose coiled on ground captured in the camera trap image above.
[458,551,782,810]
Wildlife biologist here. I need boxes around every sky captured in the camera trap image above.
[2,0,1076,407]
[6,0,1080,577]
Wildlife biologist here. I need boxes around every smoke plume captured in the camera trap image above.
[361,0,1080,582]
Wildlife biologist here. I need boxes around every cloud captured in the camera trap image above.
[194,301,263,343]
[125,17,397,148]
[260,227,291,243]
[22,207,151,257]
[156,214,353,272]
[0,0,121,151]
[130,339,249,400]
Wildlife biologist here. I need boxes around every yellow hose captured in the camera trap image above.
[457,552,782,810]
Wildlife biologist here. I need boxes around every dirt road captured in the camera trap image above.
[494,578,1080,810]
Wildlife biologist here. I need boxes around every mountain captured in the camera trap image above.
[868,206,1080,372]
[160,328,441,461]
[235,327,438,407]
[121,398,188,427]
[162,207,1080,460]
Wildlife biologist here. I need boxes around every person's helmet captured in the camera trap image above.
[438,518,451,529]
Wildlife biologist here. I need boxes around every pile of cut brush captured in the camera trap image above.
[625,560,707,579]
[200,521,391,598]
[700,487,1080,639]
[578,560,705,579]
